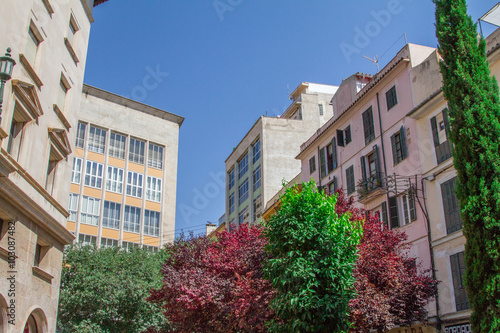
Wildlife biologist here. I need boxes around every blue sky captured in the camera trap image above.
[84,1,499,237]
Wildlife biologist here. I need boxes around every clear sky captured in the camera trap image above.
[83,0,499,237]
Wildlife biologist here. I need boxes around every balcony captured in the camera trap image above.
[357,173,385,204]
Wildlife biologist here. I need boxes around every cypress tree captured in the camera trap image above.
[435,0,500,331]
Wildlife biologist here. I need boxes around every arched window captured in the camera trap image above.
[24,314,38,333]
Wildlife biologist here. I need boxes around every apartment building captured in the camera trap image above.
[225,82,337,227]
[0,0,98,331]
[402,26,500,332]
[68,84,183,250]
[297,44,439,332]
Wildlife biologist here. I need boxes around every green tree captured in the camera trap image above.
[264,181,363,332]
[435,0,500,330]
[57,245,170,333]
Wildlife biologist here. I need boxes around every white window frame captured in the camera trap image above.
[103,201,121,230]
[122,241,139,251]
[126,171,144,198]
[87,125,107,154]
[68,193,79,222]
[144,210,160,236]
[106,166,124,194]
[238,154,248,179]
[124,205,141,233]
[100,237,118,248]
[78,234,97,246]
[109,132,126,159]
[228,169,235,190]
[75,122,86,149]
[148,143,164,169]
[129,138,145,164]
[252,139,261,163]
[146,176,162,203]
[80,196,100,226]
[84,161,104,189]
[71,157,82,184]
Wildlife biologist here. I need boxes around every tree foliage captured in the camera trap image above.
[148,225,274,333]
[435,0,500,330]
[264,181,363,332]
[57,245,170,333]
[335,191,438,332]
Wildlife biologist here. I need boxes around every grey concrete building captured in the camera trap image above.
[225,82,337,228]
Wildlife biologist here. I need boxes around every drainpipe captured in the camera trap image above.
[317,145,322,188]
[376,93,391,229]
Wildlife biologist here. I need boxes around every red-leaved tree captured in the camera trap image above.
[335,190,438,332]
[147,224,274,333]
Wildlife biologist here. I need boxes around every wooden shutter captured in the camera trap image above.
[319,147,326,178]
[431,116,440,147]
[409,190,417,221]
[360,155,367,182]
[400,126,407,159]
[441,177,463,234]
[381,201,388,228]
[391,134,397,166]
[451,252,469,311]
[362,108,371,144]
[373,145,382,184]
[389,196,399,229]
[331,137,337,169]
[337,129,345,147]
[346,166,355,195]
[345,125,352,144]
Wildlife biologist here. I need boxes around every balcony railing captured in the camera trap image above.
[436,140,452,164]
[357,173,385,201]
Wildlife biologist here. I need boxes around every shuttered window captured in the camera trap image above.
[386,85,398,110]
[450,251,469,311]
[362,106,375,144]
[391,126,407,165]
[431,109,453,164]
[319,147,327,178]
[441,177,463,234]
[346,165,355,195]
[389,196,399,229]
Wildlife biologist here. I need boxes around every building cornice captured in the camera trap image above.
[82,84,184,127]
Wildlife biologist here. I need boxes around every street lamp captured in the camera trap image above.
[0,48,16,125]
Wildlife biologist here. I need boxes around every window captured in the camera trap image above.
[253,195,262,222]
[129,138,145,164]
[380,201,388,227]
[391,126,408,165]
[126,171,144,198]
[45,146,63,194]
[253,139,261,163]
[75,122,86,148]
[143,245,159,253]
[450,251,469,311]
[389,196,399,229]
[401,192,417,225]
[103,201,121,229]
[239,178,249,205]
[80,196,100,226]
[229,193,235,214]
[109,132,126,159]
[78,234,97,246]
[6,105,26,161]
[57,76,70,110]
[360,146,381,191]
[33,243,43,267]
[144,210,160,236]
[148,143,164,169]
[362,106,375,144]
[146,176,162,203]
[386,85,398,110]
[124,205,141,233]
[431,109,453,164]
[71,157,82,184]
[106,166,124,194]
[309,156,316,174]
[441,177,463,234]
[25,22,42,65]
[122,241,140,251]
[337,126,352,147]
[239,206,248,224]
[228,169,235,190]
[320,138,337,178]
[68,193,79,222]
[253,165,261,191]
[87,125,107,154]
[238,154,248,179]
[67,14,79,45]
[84,161,104,189]
[328,177,337,194]
[346,165,355,195]
[101,237,118,248]
[319,104,324,116]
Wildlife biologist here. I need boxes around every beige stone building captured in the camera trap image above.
[0,0,98,331]
[225,82,337,227]
[68,84,183,250]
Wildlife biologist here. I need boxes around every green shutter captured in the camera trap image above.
[391,134,397,166]
[431,116,440,147]
[400,126,408,159]
[319,147,326,178]
[389,196,399,229]
[332,137,337,169]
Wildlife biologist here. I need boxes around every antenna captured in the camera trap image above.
[287,84,290,97]
[362,55,379,72]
